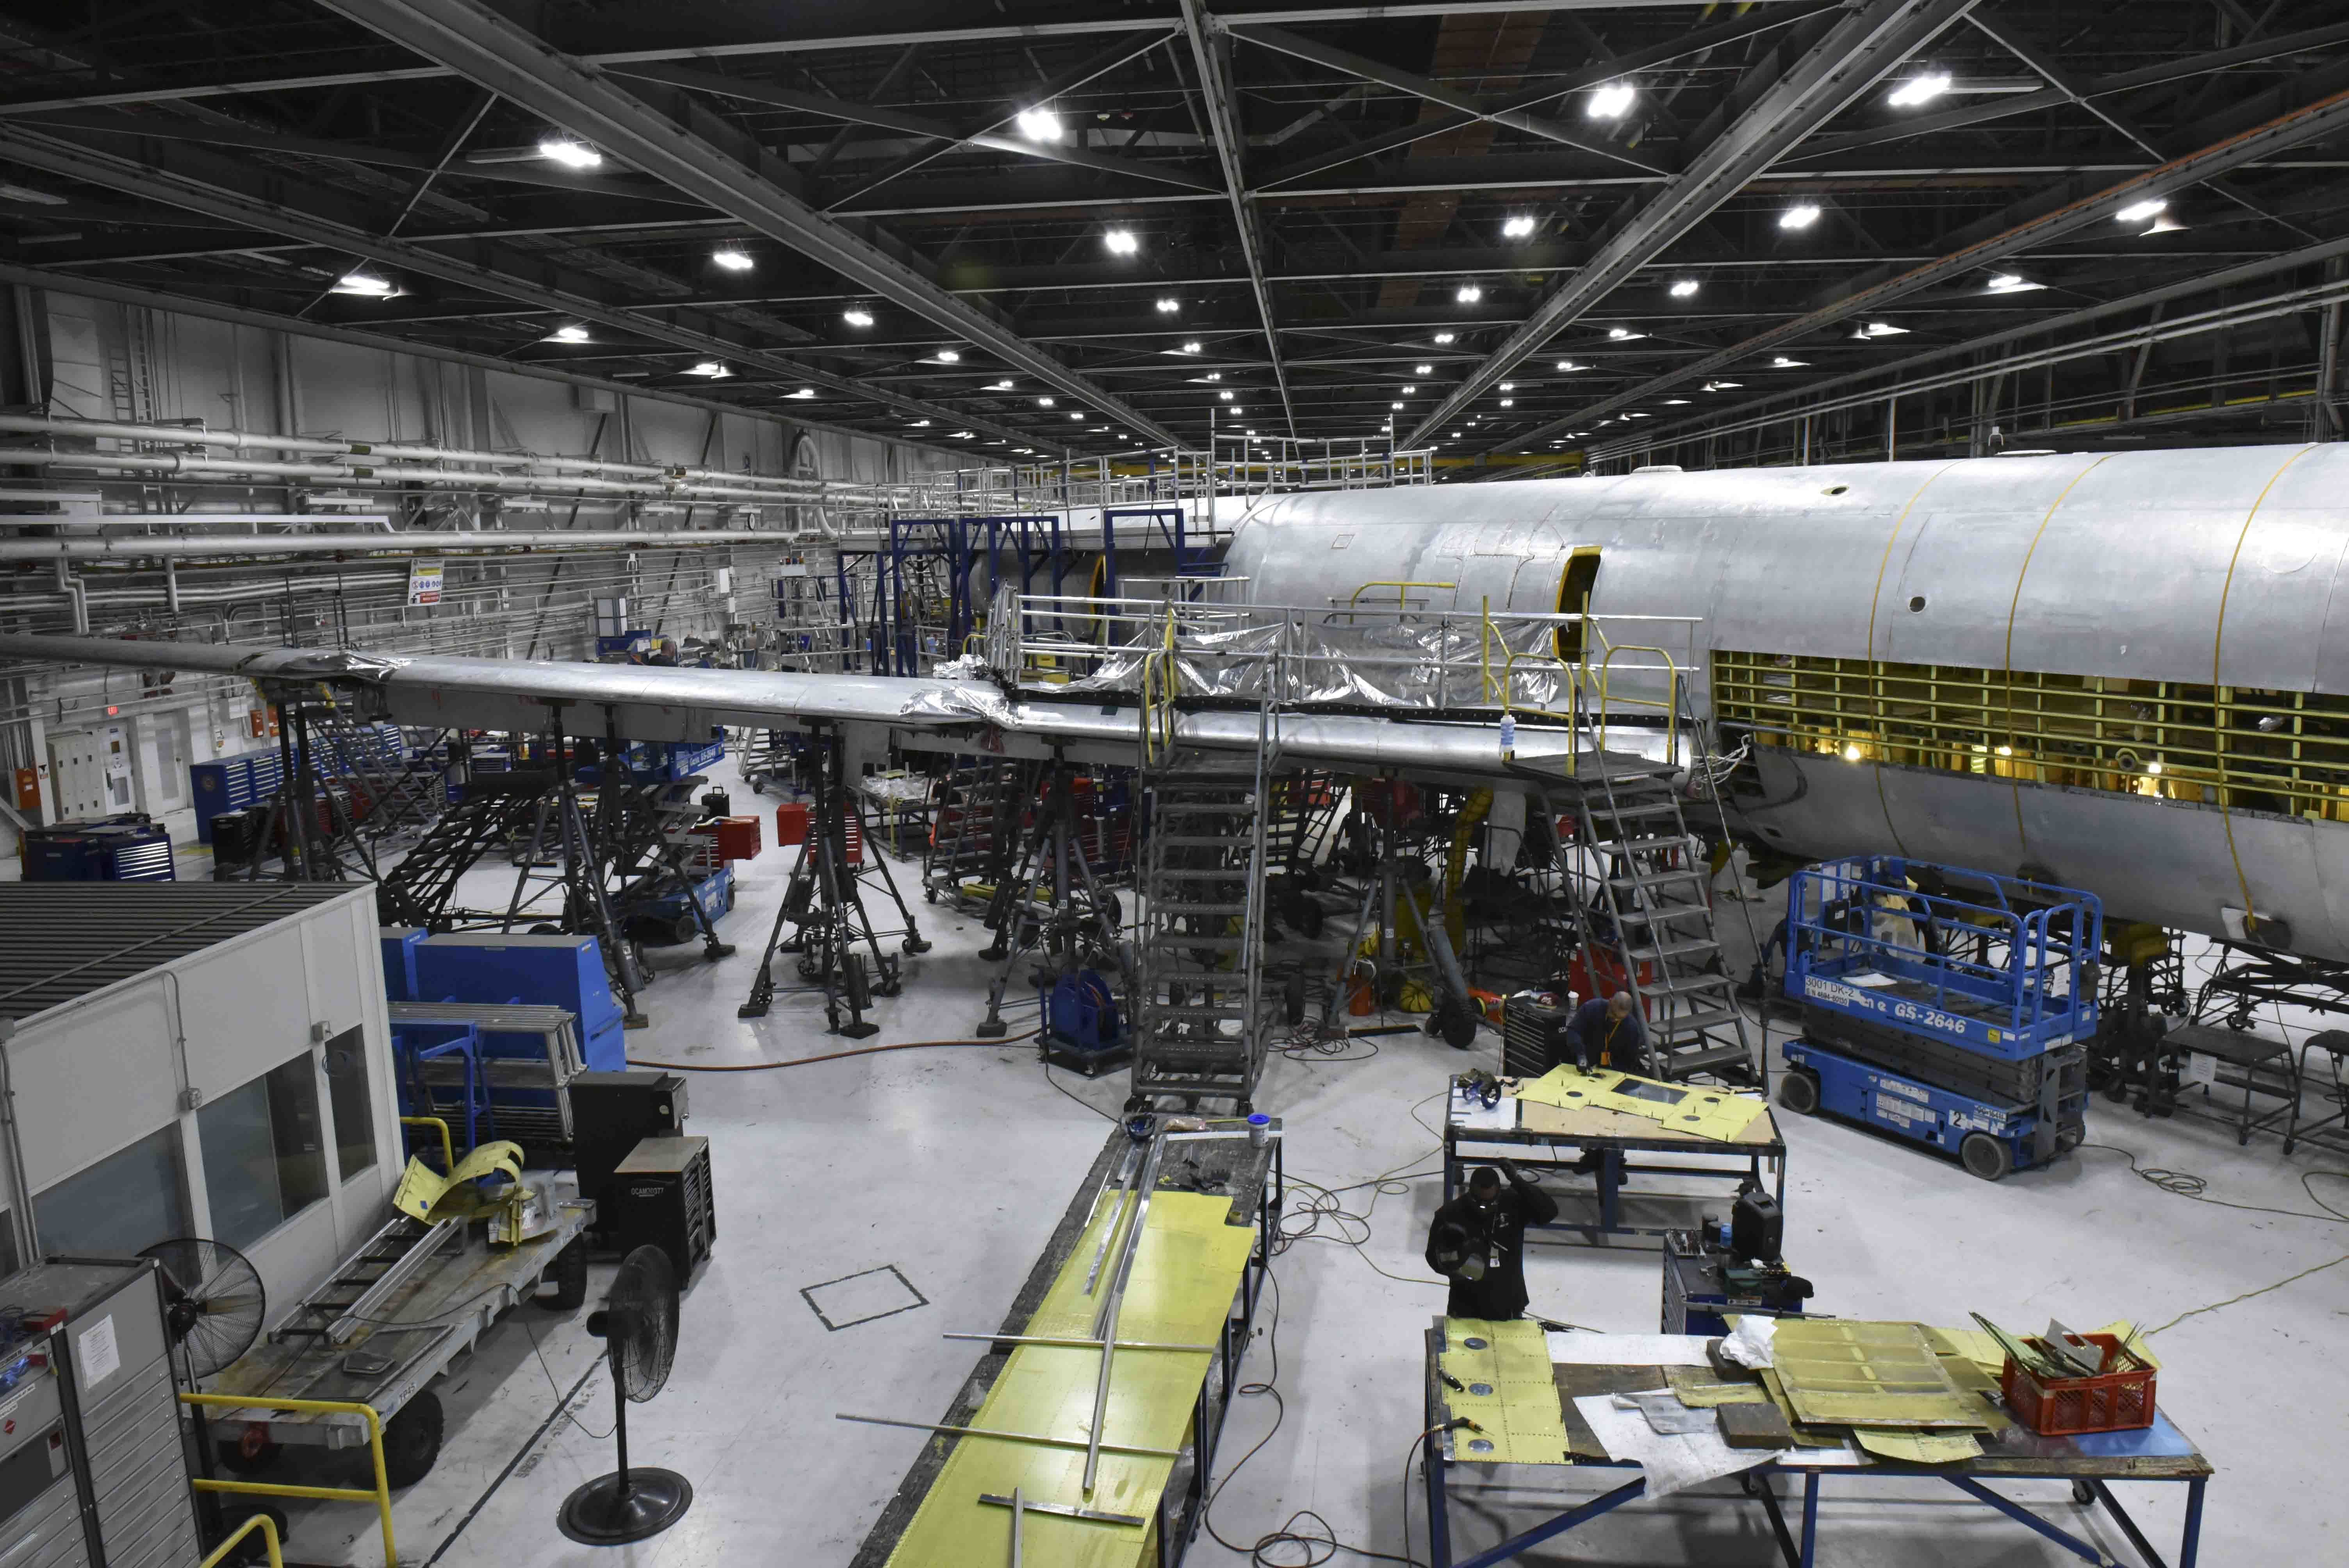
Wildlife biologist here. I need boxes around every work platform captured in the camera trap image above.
[850,1120,1280,1568]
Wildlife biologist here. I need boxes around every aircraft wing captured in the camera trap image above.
[0,633,1604,783]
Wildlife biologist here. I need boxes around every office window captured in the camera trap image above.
[35,1126,189,1257]
[200,1053,329,1251]
[322,1026,378,1182]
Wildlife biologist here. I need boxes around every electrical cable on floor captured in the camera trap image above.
[1198,1266,1429,1568]
[1041,1056,1122,1123]
[626,1030,1039,1072]
[2071,1145,2349,1334]
[517,1312,615,1441]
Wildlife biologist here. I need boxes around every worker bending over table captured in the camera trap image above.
[1425,1162,1559,1319]
[1570,991,1649,1074]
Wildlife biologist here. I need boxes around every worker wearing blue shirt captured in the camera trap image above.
[1569,992,1649,1075]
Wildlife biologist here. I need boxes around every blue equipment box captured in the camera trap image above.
[661,733,726,780]
[24,815,175,881]
[412,932,626,1070]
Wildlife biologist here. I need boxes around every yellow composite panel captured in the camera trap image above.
[1439,1319,1570,1465]
[1768,1320,1990,1431]
[1854,1427,1986,1465]
[1514,1066,1773,1142]
[884,1190,1254,1568]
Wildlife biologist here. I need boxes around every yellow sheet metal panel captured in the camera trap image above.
[1439,1319,1570,1465]
[1513,1066,1773,1142]
[883,1191,1255,1568]
[1768,1320,1990,1431]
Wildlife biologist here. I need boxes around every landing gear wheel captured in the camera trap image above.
[542,1238,588,1311]
[2071,1480,2096,1505]
[1776,1068,1820,1116]
[380,1391,444,1489]
[1960,1131,2014,1183]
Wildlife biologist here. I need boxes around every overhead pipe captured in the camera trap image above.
[0,444,801,503]
[0,526,787,563]
[0,412,857,498]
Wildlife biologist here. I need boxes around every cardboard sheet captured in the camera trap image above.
[1854,1427,1985,1464]
[1513,1065,1773,1143]
[1572,1393,1785,1498]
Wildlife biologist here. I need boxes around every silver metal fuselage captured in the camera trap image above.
[1222,444,2349,959]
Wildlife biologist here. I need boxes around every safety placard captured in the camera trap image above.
[407,558,445,606]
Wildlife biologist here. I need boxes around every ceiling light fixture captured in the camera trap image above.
[1701,380,1742,392]
[547,324,590,343]
[1401,385,1417,394]
[1181,340,1202,354]
[1586,82,1635,119]
[1500,399,1514,407]
[1456,284,1482,303]
[1038,396,1056,407]
[331,272,397,298]
[1219,390,1234,400]
[1391,401,1404,410]
[1069,412,1085,420]
[1607,327,1643,340]
[987,379,1014,390]
[1770,355,1808,368]
[1155,297,1180,314]
[2143,213,2186,234]
[1103,228,1140,255]
[1663,397,1688,405]
[935,348,961,363]
[712,248,754,272]
[842,307,874,327]
[788,387,814,399]
[1433,332,1456,344]
[1499,382,1515,392]
[1887,71,1952,108]
[1555,360,1583,371]
[1857,321,1910,337]
[1414,363,1433,375]
[909,419,932,428]
[1669,279,1700,298]
[686,360,732,377]
[2115,197,2167,225]
[1985,272,2046,294]
[1501,215,1535,239]
[538,138,602,169]
[1016,107,1062,143]
[1779,202,1822,230]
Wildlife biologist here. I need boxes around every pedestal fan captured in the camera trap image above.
[558,1244,692,1544]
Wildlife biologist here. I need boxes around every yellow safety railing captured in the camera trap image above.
[199,1509,284,1568]
[1137,604,1182,765]
[181,1393,397,1568]
[1594,642,1682,760]
[399,1116,452,1174]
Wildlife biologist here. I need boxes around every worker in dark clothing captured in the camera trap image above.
[645,637,680,667]
[1568,991,1649,1075]
[1424,1163,1559,1320]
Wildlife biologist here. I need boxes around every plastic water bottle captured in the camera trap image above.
[1499,713,1517,757]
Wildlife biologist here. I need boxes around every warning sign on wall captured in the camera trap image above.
[408,558,445,606]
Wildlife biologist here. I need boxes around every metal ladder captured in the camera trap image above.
[313,708,441,839]
[1130,714,1273,1112]
[273,1215,463,1347]
[923,757,1023,909]
[1574,766,1754,1082]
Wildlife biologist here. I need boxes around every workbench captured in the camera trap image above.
[850,1120,1280,1568]
[1419,1321,2212,1568]
[1444,1081,1786,1243]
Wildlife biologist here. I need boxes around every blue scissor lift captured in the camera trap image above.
[1777,855,2101,1181]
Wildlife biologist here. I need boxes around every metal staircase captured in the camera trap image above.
[1574,766,1753,1082]
[1129,722,1273,1112]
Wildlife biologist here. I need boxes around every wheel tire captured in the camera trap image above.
[1776,1068,1820,1116]
[543,1239,588,1311]
[1442,1007,1478,1051]
[1283,973,1306,1026]
[2071,1480,2096,1505]
[216,1433,281,1475]
[380,1391,444,1489]
[1293,901,1325,939]
[1960,1131,2014,1183]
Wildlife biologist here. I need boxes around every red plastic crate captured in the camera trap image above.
[1999,1334,2157,1437]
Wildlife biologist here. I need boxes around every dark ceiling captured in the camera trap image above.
[0,1,2344,471]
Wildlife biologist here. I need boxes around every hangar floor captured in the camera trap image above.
[237,752,2343,1567]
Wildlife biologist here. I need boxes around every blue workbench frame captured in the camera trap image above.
[1420,1327,2210,1568]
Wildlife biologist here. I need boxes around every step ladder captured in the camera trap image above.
[272,1215,463,1346]
[1574,767,1754,1083]
[923,757,1023,909]
[314,708,441,839]
[1130,747,1271,1112]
